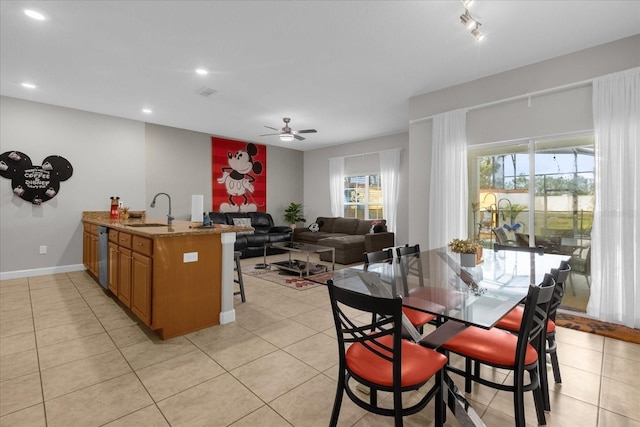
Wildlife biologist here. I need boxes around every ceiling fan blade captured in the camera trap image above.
[264,126,279,131]
[259,133,279,136]
[296,129,317,134]
[294,134,306,141]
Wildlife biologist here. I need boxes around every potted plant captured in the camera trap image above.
[284,202,306,228]
[448,238,478,267]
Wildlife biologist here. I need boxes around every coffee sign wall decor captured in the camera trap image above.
[0,151,73,205]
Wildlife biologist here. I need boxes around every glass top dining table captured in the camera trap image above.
[322,247,570,337]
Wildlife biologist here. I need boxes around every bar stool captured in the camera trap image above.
[234,251,246,303]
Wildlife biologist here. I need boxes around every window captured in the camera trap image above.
[343,175,383,220]
[469,134,594,311]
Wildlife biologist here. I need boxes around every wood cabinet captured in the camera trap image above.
[107,230,119,295]
[117,247,132,307]
[107,241,119,295]
[83,223,99,278]
[82,219,222,339]
[131,251,152,325]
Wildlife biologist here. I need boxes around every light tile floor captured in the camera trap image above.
[1,254,639,426]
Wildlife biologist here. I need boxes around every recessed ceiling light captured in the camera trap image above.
[142,108,152,114]
[21,82,37,89]
[24,9,46,21]
[195,68,209,75]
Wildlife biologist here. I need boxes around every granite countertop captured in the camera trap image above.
[82,211,252,238]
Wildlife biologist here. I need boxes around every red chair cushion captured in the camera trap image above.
[346,335,447,388]
[496,306,556,334]
[403,307,436,327]
[443,326,538,367]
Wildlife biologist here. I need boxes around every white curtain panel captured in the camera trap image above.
[380,148,401,233]
[587,67,640,328]
[328,156,345,217]
[428,110,469,249]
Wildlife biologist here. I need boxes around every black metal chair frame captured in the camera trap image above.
[542,261,571,409]
[494,243,545,255]
[327,280,445,427]
[443,274,556,427]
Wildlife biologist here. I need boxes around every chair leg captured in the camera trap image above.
[513,369,528,427]
[233,252,246,303]
[435,371,444,427]
[547,333,562,384]
[329,371,346,427]
[532,370,547,425]
[538,335,551,412]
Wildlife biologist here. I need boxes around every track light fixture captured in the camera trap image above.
[459,1,485,42]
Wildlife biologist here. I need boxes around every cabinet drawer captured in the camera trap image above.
[132,235,153,256]
[118,232,132,249]
[108,229,119,243]
[90,224,99,235]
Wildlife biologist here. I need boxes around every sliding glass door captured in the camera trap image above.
[469,134,594,311]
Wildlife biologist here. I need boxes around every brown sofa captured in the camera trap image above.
[292,216,395,264]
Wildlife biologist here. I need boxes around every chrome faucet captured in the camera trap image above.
[150,192,174,226]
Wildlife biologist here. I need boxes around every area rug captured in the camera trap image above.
[556,313,640,344]
[244,266,333,290]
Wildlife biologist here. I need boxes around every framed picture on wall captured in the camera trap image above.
[211,137,267,212]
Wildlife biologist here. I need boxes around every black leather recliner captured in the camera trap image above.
[208,212,292,258]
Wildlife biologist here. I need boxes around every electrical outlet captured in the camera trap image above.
[183,252,198,263]
[39,245,47,254]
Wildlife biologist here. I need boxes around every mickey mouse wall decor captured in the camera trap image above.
[0,151,73,204]
[212,137,266,213]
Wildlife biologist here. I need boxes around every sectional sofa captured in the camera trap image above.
[293,216,395,264]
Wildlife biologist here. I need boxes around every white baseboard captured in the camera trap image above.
[0,264,86,281]
[219,309,236,325]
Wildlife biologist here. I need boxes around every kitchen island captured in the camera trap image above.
[82,212,246,339]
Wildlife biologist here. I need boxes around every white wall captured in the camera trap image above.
[0,98,303,276]
[0,97,146,274]
[302,132,409,245]
[145,124,212,221]
[408,35,640,249]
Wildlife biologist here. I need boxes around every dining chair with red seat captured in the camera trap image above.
[396,244,447,326]
[364,249,436,330]
[326,280,448,427]
[495,261,571,411]
[441,273,556,427]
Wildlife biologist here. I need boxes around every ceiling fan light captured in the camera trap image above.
[279,133,294,142]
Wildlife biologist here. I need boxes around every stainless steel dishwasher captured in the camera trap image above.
[97,226,109,289]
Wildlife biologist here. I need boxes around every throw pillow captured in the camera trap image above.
[373,225,384,233]
[308,223,320,232]
[232,217,254,235]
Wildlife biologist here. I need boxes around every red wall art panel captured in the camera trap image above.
[212,137,266,212]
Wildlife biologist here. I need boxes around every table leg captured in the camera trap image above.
[419,321,486,427]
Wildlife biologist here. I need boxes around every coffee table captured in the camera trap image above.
[264,241,335,277]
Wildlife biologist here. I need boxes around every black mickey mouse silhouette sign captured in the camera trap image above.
[0,151,73,204]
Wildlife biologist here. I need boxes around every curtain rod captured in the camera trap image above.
[409,78,594,125]
[330,148,402,161]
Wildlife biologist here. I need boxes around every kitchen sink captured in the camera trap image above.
[126,223,167,227]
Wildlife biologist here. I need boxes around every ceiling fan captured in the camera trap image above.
[260,117,317,142]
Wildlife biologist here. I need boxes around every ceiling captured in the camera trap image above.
[1,1,639,151]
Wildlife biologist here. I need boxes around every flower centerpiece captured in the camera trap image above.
[448,238,478,267]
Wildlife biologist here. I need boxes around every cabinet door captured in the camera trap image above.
[118,247,132,307]
[131,252,152,326]
[107,242,119,295]
[89,233,99,277]
[83,232,90,269]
